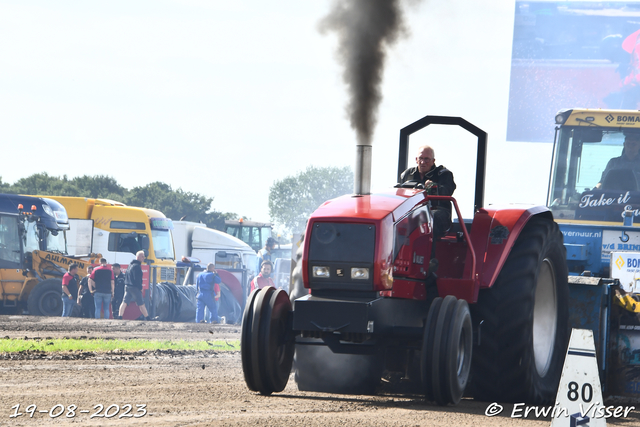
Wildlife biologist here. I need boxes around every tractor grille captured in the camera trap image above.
[308,222,375,291]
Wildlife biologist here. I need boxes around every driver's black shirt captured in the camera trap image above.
[600,154,640,184]
[400,165,457,211]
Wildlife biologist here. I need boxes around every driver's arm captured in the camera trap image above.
[595,158,616,189]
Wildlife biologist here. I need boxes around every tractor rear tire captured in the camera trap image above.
[27,279,63,316]
[469,217,569,404]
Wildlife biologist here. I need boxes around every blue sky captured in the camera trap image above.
[0,1,550,224]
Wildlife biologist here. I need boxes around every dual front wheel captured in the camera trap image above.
[422,296,473,405]
[241,287,294,395]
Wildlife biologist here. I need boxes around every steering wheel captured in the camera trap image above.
[395,181,425,190]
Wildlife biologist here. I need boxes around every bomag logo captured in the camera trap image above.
[617,115,640,123]
[44,254,86,270]
[606,114,614,123]
[616,256,626,270]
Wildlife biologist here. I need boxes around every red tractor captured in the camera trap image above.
[241,116,569,405]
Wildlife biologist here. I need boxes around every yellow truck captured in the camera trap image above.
[41,197,177,284]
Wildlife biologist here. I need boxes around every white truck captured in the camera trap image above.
[172,221,258,312]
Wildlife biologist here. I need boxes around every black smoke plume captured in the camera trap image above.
[320,0,420,145]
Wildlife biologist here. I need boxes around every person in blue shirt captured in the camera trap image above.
[196,263,222,324]
[257,237,277,274]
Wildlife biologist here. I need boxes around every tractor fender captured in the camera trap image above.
[468,205,554,291]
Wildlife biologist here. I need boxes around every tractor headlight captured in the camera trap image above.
[351,267,369,280]
[312,266,330,278]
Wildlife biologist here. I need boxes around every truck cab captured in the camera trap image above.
[0,195,69,267]
[43,196,177,283]
[223,219,272,253]
[548,109,640,276]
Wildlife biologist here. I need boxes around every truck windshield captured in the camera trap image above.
[547,127,640,222]
[23,220,40,253]
[21,220,67,253]
[152,229,175,260]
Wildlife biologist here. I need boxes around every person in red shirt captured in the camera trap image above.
[61,264,79,317]
[250,260,276,292]
[89,258,114,319]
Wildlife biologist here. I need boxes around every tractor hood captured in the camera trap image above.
[311,188,428,222]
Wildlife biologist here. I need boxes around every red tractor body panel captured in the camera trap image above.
[303,189,553,304]
[468,205,553,292]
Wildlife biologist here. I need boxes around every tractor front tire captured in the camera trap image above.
[422,296,473,405]
[470,217,569,404]
[241,287,294,395]
[27,279,63,317]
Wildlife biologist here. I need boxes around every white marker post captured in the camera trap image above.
[551,329,606,427]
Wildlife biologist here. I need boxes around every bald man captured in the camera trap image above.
[400,145,457,238]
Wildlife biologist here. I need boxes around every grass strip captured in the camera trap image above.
[0,338,240,353]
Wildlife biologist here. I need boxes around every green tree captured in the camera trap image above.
[72,175,127,201]
[269,166,353,234]
[0,177,12,193]
[125,182,235,226]
[0,173,237,227]
[7,173,128,201]
[8,173,72,196]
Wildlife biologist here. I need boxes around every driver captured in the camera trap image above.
[595,131,640,189]
[400,145,456,238]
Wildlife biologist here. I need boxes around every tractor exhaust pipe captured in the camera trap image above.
[354,144,372,195]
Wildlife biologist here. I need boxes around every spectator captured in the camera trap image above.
[89,258,114,319]
[61,263,79,317]
[77,265,95,318]
[257,237,277,273]
[196,263,222,324]
[118,251,151,321]
[111,263,126,317]
[250,260,276,292]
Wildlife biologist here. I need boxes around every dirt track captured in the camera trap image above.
[1,315,639,426]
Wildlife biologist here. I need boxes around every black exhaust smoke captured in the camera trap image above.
[320,0,421,195]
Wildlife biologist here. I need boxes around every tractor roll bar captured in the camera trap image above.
[398,115,487,212]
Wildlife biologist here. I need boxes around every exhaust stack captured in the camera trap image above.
[354,145,372,195]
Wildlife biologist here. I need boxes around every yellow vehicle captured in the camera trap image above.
[41,197,177,284]
[0,194,98,315]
